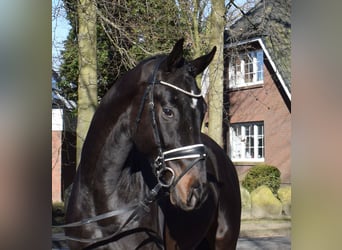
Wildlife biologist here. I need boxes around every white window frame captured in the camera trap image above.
[229,50,264,88]
[229,122,265,162]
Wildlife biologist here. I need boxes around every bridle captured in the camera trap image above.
[52,57,207,248]
[135,57,207,189]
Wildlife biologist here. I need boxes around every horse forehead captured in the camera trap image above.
[169,89,199,109]
[177,95,203,121]
[174,76,201,110]
[190,91,198,109]
[158,64,201,109]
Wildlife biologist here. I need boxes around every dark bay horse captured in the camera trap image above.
[65,39,241,249]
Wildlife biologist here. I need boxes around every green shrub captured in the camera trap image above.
[242,164,281,195]
[52,202,65,226]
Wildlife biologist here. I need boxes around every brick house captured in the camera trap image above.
[52,108,63,202]
[52,70,77,202]
[223,0,291,183]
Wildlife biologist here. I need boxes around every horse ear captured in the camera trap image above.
[189,46,217,76]
[164,38,185,72]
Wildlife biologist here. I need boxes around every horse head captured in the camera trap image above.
[132,39,216,211]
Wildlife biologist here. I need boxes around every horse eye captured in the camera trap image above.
[162,108,174,118]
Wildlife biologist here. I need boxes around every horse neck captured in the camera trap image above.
[79,80,138,188]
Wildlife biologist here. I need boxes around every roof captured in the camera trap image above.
[225,0,291,94]
[52,70,77,110]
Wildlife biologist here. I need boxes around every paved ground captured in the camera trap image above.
[240,219,291,237]
[53,236,291,250]
[53,237,291,250]
[237,219,291,249]
[237,236,291,249]
[53,219,292,249]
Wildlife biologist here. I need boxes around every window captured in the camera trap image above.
[229,50,264,88]
[229,122,264,162]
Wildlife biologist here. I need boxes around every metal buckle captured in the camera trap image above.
[157,167,175,188]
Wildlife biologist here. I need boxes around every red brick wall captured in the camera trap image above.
[227,64,291,183]
[52,130,62,202]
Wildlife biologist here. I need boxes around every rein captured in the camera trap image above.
[52,184,163,245]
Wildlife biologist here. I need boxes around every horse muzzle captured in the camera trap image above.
[153,144,207,211]
[170,172,208,211]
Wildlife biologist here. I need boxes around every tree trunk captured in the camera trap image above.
[191,0,201,59]
[191,0,203,88]
[207,0,225,147]
[76,0,97,166]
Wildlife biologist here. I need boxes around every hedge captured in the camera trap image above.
[242,164,281,195]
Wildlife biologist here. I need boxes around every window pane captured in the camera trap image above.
[230,122,264,161]
[229,50,264,88]
[258,146,264,158]
[230,125,244,159]
[256,123,264,158]
[244,53,253,83]
[258,123,263,134]
[257,51,264,81]
[245,124,253,158]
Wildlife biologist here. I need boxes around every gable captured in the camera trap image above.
[225,0,291,94]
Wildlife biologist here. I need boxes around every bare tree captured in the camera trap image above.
[54,0,262,166]
[206,0,225,146]
[76,0,97,165]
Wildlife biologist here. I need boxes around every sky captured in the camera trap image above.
[52,0,71,71]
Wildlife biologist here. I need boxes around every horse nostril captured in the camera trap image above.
[192,186,201,200]
[187,184,203,208]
